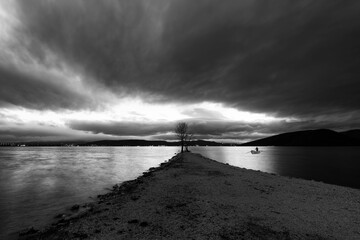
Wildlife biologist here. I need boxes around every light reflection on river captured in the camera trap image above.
[192,146,277,173]
[191,146,360,189]
[0,147,178,239]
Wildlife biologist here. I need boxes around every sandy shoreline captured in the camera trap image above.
[20,152,360,239]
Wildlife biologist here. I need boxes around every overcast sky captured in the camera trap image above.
[1,0,360,143]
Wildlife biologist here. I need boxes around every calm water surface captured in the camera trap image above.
[0,147,179,239]
[192,146,360,189]
[1,146,360,239]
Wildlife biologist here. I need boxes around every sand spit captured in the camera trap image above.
[20,152,360,239]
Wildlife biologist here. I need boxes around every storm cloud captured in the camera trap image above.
[11,0,360,117]
[1,1,360,142]
[0,63,97,110]
[67,119,257,141]
[68,120,175,137]
[67,120,251,138]
[66,115,359,142]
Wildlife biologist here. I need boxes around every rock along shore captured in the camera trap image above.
[20,152,360,239]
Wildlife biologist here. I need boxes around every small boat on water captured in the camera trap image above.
[251,148,260,154]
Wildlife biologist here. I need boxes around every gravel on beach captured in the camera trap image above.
[20,152,360,239]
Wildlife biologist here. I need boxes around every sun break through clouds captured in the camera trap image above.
[1,0,360,142]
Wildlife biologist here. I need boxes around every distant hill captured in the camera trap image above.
[81,139,234,146]
[0,140,87,147]
[241,129,360,146]
[82,140,174,146]
[341,129,360,140]
[0,139,239,147]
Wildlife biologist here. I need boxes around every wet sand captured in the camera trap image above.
[20,152,360,239]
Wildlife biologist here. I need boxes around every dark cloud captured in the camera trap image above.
[0,124,75,141]
[159,0,360,117]
[67,119,252,139]
[0,128,65,138]
[13,0,360,118]
[0,62,96,110]
[67,119,255,138]
[67,120,175,137]
[15,0,164,90]
[67,113,360,142]
[0,120,119,141]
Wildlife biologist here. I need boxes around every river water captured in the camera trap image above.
[1,146,360,239]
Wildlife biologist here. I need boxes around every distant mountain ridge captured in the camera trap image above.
[0,139,239,147]
[3,129,359,147]
[81,139,236,146]
[341,129,360,140]
[242,129,360,146]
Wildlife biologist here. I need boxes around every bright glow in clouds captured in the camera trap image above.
[0,0,17,59]
[0,1,303,142]
[195,102,291,123]
[0,99,292,129]
[0,4,293,141]
[0,1,16,38]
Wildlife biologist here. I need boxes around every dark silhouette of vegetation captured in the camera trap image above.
[175,122,188,153]
[79,139,234,147]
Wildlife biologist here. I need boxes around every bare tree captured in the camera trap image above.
[175,122,188,153]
